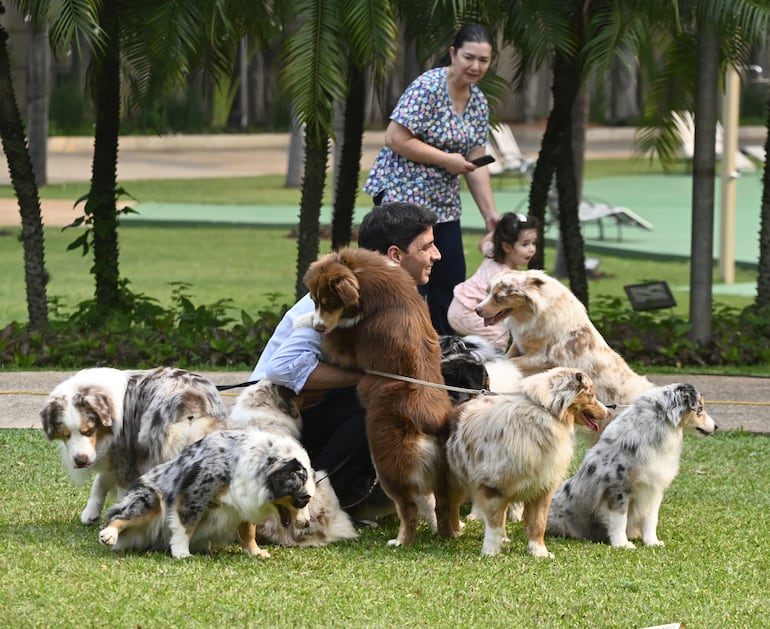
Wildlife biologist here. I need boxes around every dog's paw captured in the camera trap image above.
[528,541,554,559]
[170,543,192,559]
[292,312,314,330]
[613,541,636,549]
[81,507,102,525]
[480,542,502,556]
[386,538,403,548]
[244,546,271,559]
[643,539,664,547]
[99,526,118,546]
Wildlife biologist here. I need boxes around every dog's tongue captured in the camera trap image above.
[581,412,600,433]
[483,309,510,327]
[277,505,291,528]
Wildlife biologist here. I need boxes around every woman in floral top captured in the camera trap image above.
[363,24,500,335]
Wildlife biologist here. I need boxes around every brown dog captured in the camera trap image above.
[303,247,458,546]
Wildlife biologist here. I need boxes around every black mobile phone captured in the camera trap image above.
[470,154,496,167]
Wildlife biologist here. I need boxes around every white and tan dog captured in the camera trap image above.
[229,380,358,547]
[40,367,228,524]
[99,429,315,558]
[546,383,716,548]
[475,269,654,412]
[447,368,610,558]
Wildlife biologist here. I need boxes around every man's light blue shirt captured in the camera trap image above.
[250,294,322,394]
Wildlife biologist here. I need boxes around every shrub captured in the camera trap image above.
[0,283,289,369]
[2,289,768,370]
[592,296,770,367]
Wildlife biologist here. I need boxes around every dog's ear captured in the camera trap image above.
[675,383,701,413]
[267,457,311,506]
[330,272,360,307]
[40,396,65,440]
[73,387,116,428]
[275,384,302,420]
[524,271,547,290]
[302,256,327,292]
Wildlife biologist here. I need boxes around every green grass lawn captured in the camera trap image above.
[2,428,769,627]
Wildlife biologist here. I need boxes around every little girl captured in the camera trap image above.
[447,212,539,350]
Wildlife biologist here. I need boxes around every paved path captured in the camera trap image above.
[2,370,769,433]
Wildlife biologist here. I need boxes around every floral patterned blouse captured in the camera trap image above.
[363,67,489,223]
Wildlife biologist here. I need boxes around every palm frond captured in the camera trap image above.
[498,0,577,90]
[281,0,348,143]
[343,0,398,82]
[13,0,107,56]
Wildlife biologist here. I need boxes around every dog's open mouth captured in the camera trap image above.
[482,309,511,327]
[276,504,292,528]
[580,411,601,433]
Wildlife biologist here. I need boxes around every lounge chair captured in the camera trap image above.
[546,185,654,242]
[672,111,755,172]
[487,124,535,187]
[740,145,766,165]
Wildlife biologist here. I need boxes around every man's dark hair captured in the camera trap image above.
[358,202,438,255]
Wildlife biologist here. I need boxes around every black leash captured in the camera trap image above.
[313,433,381,511]
[216,380,259,392]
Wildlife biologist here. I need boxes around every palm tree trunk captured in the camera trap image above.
[85,4,122,316]
[331,62,365,251]
[0,7,48,328]
[294,128,330,299]
[26,23,49,187]
[551,51,588,306]
[526,119,557,271]
[689,22,719,343]
[756,92,770,308]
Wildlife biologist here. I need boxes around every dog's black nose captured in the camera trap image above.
[73,454,91,468]
[293,493,312,508]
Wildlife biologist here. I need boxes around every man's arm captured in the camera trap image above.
[263,320,362,394]
[302,362,363,390]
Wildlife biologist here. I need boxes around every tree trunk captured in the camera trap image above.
[553,85,589,281]
[26,23,49,187]
[0,8,48,328]
[294,127,329,300]
[526,109,561,271]
[526,135,556,270]
[551,51,588,306]
[85,4,122,316]
[331,63,365,251]
[688,22,719,343]
[756,92,770,308]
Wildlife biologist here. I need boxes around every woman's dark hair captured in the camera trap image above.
[492,212,539,263]
[437,24,495,67]
[452,24,494,51]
